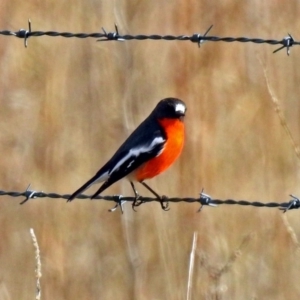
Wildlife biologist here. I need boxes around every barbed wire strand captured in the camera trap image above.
[0,20,297,55]
[1,23,298,211]
[1,185,299,213]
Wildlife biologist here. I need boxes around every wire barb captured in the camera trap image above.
[198,189,218,212]
[20,184,40,205]
[15,19,32,48]
[97,24,125,42]
[108,195,126,213]
[191,24,213,48]
[280,194,300,213]
[273,33,294,56]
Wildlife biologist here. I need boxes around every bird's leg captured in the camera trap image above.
[140,182,169,211]
[130,181,144,211]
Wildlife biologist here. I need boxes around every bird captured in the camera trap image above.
[67,97,186,211]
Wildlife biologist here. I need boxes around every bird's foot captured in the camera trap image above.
[159,195,170,211]
[132,195,145,212]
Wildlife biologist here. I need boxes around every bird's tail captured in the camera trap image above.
[67,174,103,202]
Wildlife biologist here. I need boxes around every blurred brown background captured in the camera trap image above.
[0,1,300,299]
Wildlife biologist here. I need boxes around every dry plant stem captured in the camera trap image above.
[217,234,252,276]
[30,228,42,300]
[259,58,300,160]
[281,214,300,253]
[186,232,198,300]
[199,233,253,299]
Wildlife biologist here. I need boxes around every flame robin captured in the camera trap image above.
[68,98,186,210]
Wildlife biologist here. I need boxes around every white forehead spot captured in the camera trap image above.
[175,103,185,114]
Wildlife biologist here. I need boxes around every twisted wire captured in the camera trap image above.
[0,22,297,54]
[0,188,298,212]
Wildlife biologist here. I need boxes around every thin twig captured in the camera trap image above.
[281,215,300,254]
[216,233,253,277]
[30,228,42,300]
[258,57,300,160]
[187,232,198,300]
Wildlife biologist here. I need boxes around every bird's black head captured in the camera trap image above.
[153,98,186,119]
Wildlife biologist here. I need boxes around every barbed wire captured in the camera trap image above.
[0,20,298,55]
[1,185,299,213]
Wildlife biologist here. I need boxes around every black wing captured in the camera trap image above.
[68,116,166,201]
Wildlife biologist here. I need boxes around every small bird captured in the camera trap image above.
[67,98,186,210]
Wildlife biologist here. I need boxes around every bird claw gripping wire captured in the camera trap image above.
[97,24,125,42]
[15,19,32,48]
[191,25,213,48]
[132,197,145,211]
[280,194,300,213]
[273,33,294,56]
[20,184,40,205]
[130,182,143,211]
[132,195,169,211]
[160,195,170,211]
[197,190,217,212]
[108,195,126,213]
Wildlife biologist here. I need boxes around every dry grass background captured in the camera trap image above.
[0,1,300,299]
